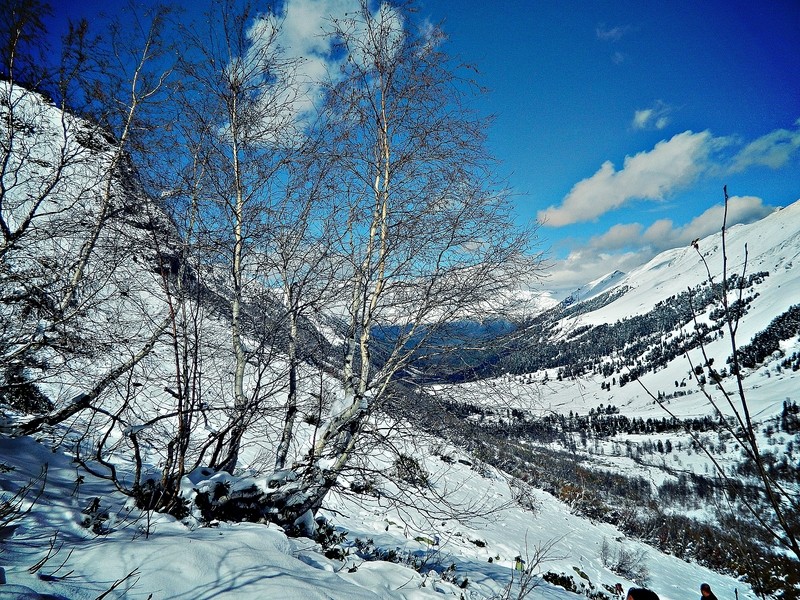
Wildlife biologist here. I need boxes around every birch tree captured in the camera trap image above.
[267,156,341,472]
[251,0,540,527]
[174,0,302,473]
[0,2,174,408]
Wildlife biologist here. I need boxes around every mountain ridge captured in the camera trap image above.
[557,198,800,325]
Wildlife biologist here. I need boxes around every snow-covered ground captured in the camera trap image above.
[0,432,754,600]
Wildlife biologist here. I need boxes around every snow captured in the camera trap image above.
[0,433,755,600]
[562,270,628,305]
[575,201,800,329]
[444,198,800,425]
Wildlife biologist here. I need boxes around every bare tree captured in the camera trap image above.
[0,4,194,517]
[492,536,563,600]
[266,157,341,472]
[32,0,299,510]
[0,2,174,411]
[250,0,540,527]
[0,0,51,92]
[171,0,304,473]
[0,0,93,374]
[4,0,541,534]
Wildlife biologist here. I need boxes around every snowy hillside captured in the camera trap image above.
[472,199,800,421]
[417,202,800,599]
[0,432,755,600]
[561,270,627,307]
[570,201,800,329]
[1,12,799,599]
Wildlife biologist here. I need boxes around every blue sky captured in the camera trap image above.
[426,0,800,292]
[48,0,800,293]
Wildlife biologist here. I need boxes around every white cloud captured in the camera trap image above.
[729,119,800,172]
[584,195,774,254]
[642,195,774,251]
[632,100,672,130]
[538,121,798,229]
[244,0,404,131]
[632,109,653,129]
[240,1,355,137]
[544,195,776,294]
[538,130,715,227]
[596,24,631,41]
[273,0,360,122]
[544,248,645,296]
[596,23,633,64]
[588,223,643,251]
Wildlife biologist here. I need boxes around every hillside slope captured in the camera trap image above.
[0,431,756,600]
[477,199,800,421]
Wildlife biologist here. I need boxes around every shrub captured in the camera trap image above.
[600,538,650,584]
[0,364,52,413]
[393,454,430,487]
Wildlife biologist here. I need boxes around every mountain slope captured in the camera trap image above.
[575,201,800,329]
[0,429,757,600]
[561,269,627,308]
[482,200,800,417]
[421,202,800,597]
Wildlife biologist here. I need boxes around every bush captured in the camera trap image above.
[393,454,430,487]
[81,497,111,535]
[133,478,190,519]
[0,364,52,413]
[1,465,45,537]
[314,520,348,560]
[600,538,650,584]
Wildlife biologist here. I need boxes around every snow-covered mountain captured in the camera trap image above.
[564,201,800,330]
[482,199,800,417]
[560,269,627,307]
